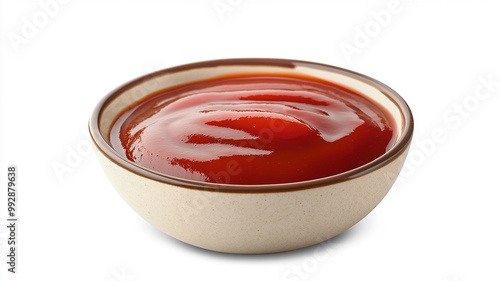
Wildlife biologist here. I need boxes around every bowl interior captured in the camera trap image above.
[91,59,413,192]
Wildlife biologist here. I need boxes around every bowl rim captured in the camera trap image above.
[89,58,414,193]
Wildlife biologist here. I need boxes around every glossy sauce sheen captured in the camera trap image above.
[110,74,396,185]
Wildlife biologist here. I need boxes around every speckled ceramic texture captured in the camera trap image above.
[90,58,413,254]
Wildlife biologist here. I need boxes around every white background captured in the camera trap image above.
[1,0,500,280]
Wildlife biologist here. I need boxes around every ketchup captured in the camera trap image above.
[110,74,396,185]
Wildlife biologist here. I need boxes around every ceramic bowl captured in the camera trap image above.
[89,58,413,254]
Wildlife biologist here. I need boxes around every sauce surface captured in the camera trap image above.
[110,74,396,185]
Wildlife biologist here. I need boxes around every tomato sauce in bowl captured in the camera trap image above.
[109,73,396,185]
[91,59,414,254]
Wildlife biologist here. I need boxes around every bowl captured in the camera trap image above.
[89,58,413,254]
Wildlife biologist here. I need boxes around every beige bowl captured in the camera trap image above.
[89,58,413,254]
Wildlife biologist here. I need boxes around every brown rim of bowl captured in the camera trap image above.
[89,58,414,193]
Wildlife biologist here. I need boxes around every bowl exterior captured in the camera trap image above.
[93,143,409,254]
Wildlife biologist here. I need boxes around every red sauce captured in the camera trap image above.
[110,74,396,185]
